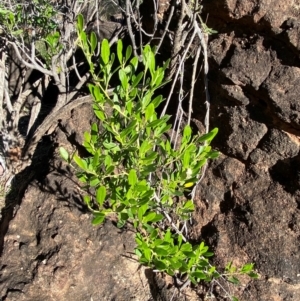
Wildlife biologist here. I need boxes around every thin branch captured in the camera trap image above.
[155,0,176,54]
[148,0,159,44]
[30,29,36,63]
[160,28,197,117]
[71,54,83,81]
[0,49,6,131]
[171,59,185,148]
[187,45,201,125]
[66,71,90,103]
[168,0,188,78]
[4,86,13,113]
[126,0,139,58]
[22,94,93,161]
[135,0,143,50]
[8,41,54,77]
[26,76,47,136]
[51,52,66,94]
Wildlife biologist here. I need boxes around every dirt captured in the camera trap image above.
[1,1,300,300]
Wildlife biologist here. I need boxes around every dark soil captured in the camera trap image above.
[1,1,300,300]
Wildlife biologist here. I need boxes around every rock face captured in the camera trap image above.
[1,1,300,300]
[196,0,300,299]
[0,105,152,301]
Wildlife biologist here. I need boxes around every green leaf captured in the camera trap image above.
[77,14,84,32]
[183,151,191,168]
[125,45,132,62]
[91,123,98,141]
[128,169,138,186]
[89,176,100,187]
[228,276,240,285]
[73,154,87,170]
[183,125,192,141]
[247,272,259,279]
[143,247,152,262]
[147,117,168,129]
[119,69,128,90]
[182,200,195,212]
[155,124,172,136]
[59,147,69,162]
[135,248,142,257]
[117,39,123,64]
[83,195,91,207]
[142,212,162,223]
[154,247,169,256]
[138,204,148,221]
[90,31,97,53]
[151,95,164,108]
[141,152,157,165]
[117,219,126,228]
[169,259,182,270]
[80,31,87,46]
[139,140,152,157]
[127,134,139,145]
[130,56,138,71]
[96,186,106,206]
[241,263,254,273]
[150,214,164,223]
[115,204,126,212]
[163,229,172,243]
[149,229,158,239]
[198,128,218,143]
[103,142,119,150]
[120,212,129,221]
[180,242,193,253]
[101,39,110,64]
[92,213,105,225]
[153,259,167,271]
[132,71,143,88]
[202,251,214,257]
[92,151,99,168]
[145,103,155,121]
[208,151,219,159]
[191,271,208,280]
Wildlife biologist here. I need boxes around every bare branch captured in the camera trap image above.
[168,0,188,78]
[26,76,47,136]
[160,28,197,117]
[8,41,54,77]
[0,50,6,131]
[155,0,176,54]
[187,45,201,125]
[126,0,139,58]
[51,52,66,94]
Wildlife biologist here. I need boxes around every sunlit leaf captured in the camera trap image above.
[96,186,106,206]
[117,39,123,64]
[128,169,138,186]
[59,147,69,162]
[77,14,84,32]
[92,213,105,225]
[73,154,87,170]
[198,128,218,143]
[101,39,110,64]
[90,31,97,53]
[125,45,132,62]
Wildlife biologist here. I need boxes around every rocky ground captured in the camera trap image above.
[1,0,300,300]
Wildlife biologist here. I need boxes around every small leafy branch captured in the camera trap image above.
[0,0,59,37]
[60,15,258,300]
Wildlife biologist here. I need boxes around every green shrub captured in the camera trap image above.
[60,15,258,300]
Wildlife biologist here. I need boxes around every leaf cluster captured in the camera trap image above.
[0,0,59,38]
